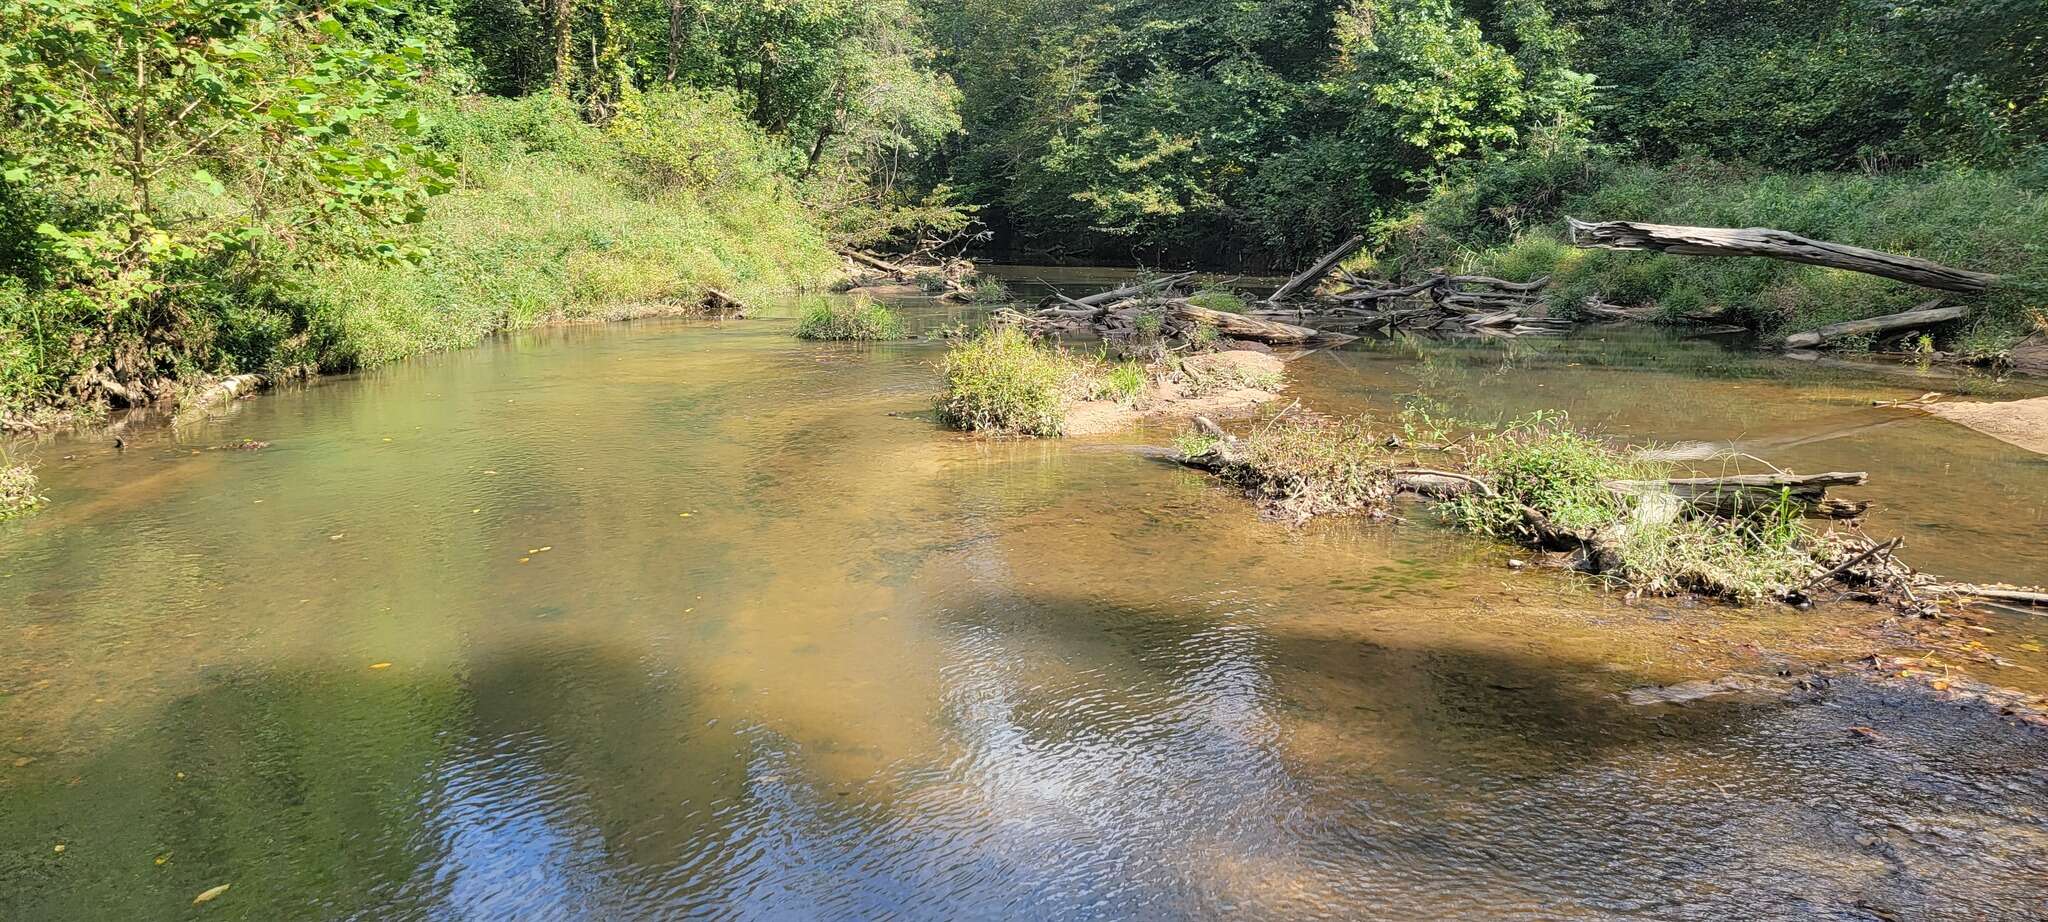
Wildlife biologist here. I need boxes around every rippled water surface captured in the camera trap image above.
[4,287,2046,919]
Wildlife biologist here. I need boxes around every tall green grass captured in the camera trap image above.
[296,92,840,371]
[938,328,1093,436]
[0,92,841,419]
[794,295,904,341]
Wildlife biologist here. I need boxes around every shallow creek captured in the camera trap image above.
[3,283,2045,919]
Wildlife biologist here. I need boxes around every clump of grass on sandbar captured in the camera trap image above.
[794,294,905,341]
[937,327,1101,436]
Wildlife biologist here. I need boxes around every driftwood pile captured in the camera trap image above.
[1246,236,1571,338]
[840,249,979,301]
[997,271,1357,350]
[1000,236,1575,349]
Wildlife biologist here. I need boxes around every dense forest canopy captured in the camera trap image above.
[1,0,2045,418]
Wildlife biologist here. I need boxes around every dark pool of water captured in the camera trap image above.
[3,292,2045,919]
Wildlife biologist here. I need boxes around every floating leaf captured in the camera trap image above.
[193,883,231,904]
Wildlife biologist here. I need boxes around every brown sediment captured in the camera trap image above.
[1919,395,2048,456]
[1065,351,1291,436]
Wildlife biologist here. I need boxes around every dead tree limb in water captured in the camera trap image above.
[1780,299,1962,349]
[1042,271,1196,309]
[1267,234,1365,303]
[1567,218,2001,294]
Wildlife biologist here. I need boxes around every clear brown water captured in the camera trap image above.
[3,287,2046,919]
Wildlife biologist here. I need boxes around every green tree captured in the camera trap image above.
[0,0,452,403]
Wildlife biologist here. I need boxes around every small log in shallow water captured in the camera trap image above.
[1779,300,1962,349]
[1567,218,2001,293]
[1943,585,2048,608]
[1610,471,1870,519]
[703,287,748,315]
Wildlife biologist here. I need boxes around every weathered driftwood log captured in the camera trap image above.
[1779,299,1962,349]
[1267,235,1365,303]
[1609,471,1870,520]
[1567,218,2000,294]
[1168,301,1355,346]
[1577,297,1654,321]
[1944,584,2048,608]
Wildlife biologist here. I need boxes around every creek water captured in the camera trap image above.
[3,279,2046,919]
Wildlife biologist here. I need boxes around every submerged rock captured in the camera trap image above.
[1624,673,1819,706]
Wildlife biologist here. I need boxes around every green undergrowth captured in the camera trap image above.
[1188,410,1828,603]
[938,328,1086,436]
[0,92,839,421]
[794,295,904,341]
[1382,152,2048,351]
[298,93,839,369]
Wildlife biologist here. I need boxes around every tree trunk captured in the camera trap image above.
[1567,218,2000,293]
[666,0,685,83]
[1780,300,1963,349]
[551,0,577,87]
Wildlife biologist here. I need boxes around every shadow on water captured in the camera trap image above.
[4,587,2045,920]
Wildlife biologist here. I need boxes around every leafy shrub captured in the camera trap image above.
[794,295,904,341]
[937,327,1088,436]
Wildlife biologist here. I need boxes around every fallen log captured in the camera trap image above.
[1332,278,1439,303]
[1779,300,1962,350]
[1567,218,2000,294]
[1447,274,1550,292]
[1609,471,1869,519]
[1267,235,1364,303]
[1167,301,1354,346]
[844,249,911,275]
